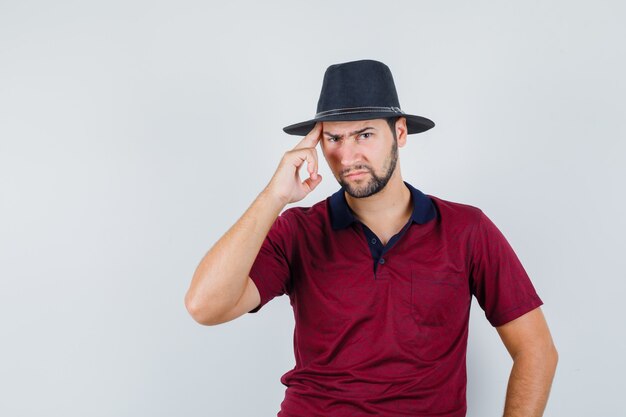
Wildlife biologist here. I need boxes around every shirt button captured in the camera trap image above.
[371,238,377,244]
[379,258,385,265]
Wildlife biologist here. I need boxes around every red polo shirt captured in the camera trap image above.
[248,181,543,417]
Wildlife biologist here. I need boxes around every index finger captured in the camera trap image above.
[293,122,323,150]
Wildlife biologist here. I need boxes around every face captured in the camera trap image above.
[320,118,407,198]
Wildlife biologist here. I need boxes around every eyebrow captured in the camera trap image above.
[323,126,375,139]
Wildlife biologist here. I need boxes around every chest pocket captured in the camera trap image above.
[411,269,469,327]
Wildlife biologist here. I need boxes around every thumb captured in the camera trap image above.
[302,174,323,193]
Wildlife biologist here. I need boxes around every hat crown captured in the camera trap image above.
[282,58,434,136]
[316,59,401,114]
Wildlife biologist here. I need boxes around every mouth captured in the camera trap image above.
[344,170,368,179]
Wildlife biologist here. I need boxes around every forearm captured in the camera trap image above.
[185,187,286,322]
[502,348,558,417]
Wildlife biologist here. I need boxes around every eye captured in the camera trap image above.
[359,132,372,139]
[326,136,340,143]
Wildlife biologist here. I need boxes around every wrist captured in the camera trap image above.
[260,186,289,209]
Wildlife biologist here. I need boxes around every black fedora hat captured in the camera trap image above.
[283,59,435,136]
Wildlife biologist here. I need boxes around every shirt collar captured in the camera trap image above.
[328,181,437,230]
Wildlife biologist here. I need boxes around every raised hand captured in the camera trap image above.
[265,122,324,204]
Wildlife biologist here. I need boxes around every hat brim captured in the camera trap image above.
[282,112,435,136]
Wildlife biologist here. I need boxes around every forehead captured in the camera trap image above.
[322,118,387,135]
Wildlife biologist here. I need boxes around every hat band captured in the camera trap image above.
[315,106,404,118]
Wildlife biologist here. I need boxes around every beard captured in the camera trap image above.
[338,138,398,198]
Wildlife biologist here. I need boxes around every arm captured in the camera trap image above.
[184,123,324,325]
[496,307,558,417]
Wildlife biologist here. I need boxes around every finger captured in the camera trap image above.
[306,148,318,180]
[302,173,322,193]
[293,122,323,150]
[290,148,318,180]
[300,149,317,181]
[294,122,321,149]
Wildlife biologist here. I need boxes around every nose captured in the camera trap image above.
[339,139,362,167]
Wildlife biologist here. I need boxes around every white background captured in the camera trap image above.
[1,1,624,416]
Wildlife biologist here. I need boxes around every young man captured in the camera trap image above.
[185,60,558,417]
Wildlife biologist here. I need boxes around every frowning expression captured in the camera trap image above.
[320,118,407,198]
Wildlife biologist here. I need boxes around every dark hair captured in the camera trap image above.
[385,116,401,141]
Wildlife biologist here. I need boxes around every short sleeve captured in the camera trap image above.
[469,210,544,327]
[247,210,293,314]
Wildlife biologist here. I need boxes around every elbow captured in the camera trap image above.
[543,342,560,370]
[545,346,559,381]
[551,344,559,369]
[534,343,559,372]
[184,292,219,326]
[545,338,559,365]
[513,341,559,369]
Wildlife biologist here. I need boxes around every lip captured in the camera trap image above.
[344,171,368,178]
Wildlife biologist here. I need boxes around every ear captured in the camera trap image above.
[396,117,408,147]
